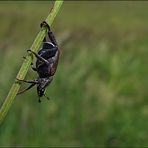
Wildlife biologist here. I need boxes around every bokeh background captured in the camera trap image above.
[0,1,148,147]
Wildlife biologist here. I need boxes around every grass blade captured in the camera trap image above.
[0,1,63,125]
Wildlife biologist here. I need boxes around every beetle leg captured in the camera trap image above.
[17,83,36,95]
[43,94,50,100]
[27,49,49,65]
[16,78,38,84]
[40,21,48,43]
[47,30,58,47]
[40,21,58,47]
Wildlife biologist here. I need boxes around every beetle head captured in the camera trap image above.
[37,77,52,102]
[37,78,48,97]
[37,86,45,97]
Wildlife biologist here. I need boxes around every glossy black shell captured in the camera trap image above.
[36,42,57,78]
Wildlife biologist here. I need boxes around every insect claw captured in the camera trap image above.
[27,49,37,56]
[27,49,34,61]
[16,78,22,83]
[27,49,32,53]
[23,56,26,60]
[15,79,20,84]
[40,21,51,31]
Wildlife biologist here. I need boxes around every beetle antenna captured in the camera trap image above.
[38,97,41,103]
[44,94,50,100]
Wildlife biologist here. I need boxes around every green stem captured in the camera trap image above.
[0,1,63,125]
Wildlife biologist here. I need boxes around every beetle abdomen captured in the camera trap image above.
[37,64,50,78]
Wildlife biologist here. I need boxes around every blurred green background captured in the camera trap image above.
[0,1,148,147]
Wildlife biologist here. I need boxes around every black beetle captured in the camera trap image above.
[17,21,60,102]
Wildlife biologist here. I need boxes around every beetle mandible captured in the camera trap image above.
[17,21,60,102]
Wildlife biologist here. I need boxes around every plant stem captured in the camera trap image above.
[0,1,63,125]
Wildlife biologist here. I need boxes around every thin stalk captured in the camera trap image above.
[0,1,63,125]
